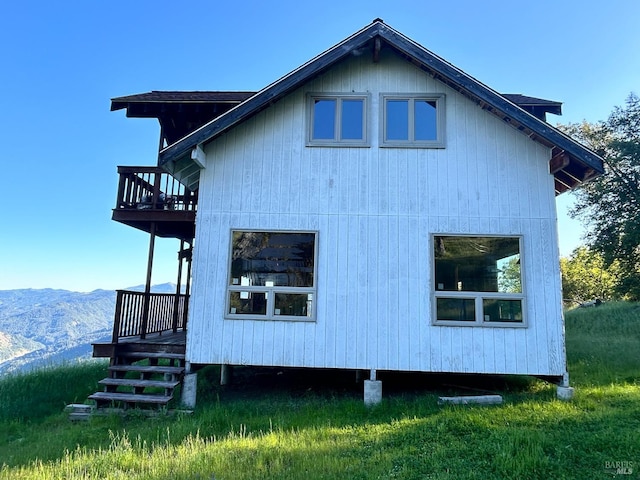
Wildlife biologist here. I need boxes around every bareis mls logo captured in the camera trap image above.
[604,461,633,475]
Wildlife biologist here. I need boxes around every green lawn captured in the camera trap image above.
[0,302,638,479]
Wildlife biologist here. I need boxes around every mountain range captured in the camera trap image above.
[0,283,179,373]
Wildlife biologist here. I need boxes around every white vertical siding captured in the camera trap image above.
[186,50,566,377]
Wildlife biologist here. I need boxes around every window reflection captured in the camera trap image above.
[228,231,316,320]
[230,232,315,288]
[414,100,437,141]
[434,236,524,325]
[313,99,336,140]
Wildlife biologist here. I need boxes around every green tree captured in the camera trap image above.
[565,93,640,300]
[560,247,620,304]
[498,256,522,293]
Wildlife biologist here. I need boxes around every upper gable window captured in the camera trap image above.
[381,94,445,148]
[307,94,369,146]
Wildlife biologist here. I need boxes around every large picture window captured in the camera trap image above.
[307,93,369,146]
[227,231,317,321]
[381,94,445,148]
[433,236,525,326]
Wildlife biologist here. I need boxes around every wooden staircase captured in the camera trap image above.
[89,344,185,410]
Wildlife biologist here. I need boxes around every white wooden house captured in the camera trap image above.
[102,20,604,407]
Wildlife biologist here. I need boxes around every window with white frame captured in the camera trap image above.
[433,236,525,326]
[307,93,369,146]
[227,230,317,321]
[381,94,445,147]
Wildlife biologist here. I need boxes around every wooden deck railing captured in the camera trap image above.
[115,166,197,212]
[112,290,189,342]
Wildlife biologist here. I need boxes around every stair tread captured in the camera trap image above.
[99,378,180,389]
[108,365,184,374]
[89,391,173,404]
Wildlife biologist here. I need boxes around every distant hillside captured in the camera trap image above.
[0,331,44,364]
[0,283,179,373]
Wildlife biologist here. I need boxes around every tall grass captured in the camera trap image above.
[0,361,107,422]
[565,301,640,386]
[0,303,638,479]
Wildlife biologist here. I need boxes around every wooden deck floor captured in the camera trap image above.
[119,330,186,346]
[92,330,186,358]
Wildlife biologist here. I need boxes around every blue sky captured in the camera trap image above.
[1,0,638,292]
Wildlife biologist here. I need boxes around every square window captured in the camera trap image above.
[482,299,523,323]
[274,293,313,317]
[227,231,317,321]
[433,235,525,326]
[414,100,438,141]
[341,99,364,140]
[312,99,336,140]
[381,94,445,148]
[229,291,267,316]
[308,94,368,146]
[386,100,409,141]
[436,297,475,322]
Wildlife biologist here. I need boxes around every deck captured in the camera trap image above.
[87,165,194,409]
[92,290,188,358]
[112,166,197,241]
[93,330,187,357]
[90,293,187,410]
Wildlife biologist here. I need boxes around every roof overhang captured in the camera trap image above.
[111,91,255,146]
[157,20,604,194]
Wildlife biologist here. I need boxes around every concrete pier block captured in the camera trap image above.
[181,373,198,409]
[364,380,382,406]
[557,385,575,401]
[556,372,574,401]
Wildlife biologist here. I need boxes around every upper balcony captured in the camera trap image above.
[113,166,197,241]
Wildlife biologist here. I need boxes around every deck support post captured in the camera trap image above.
[364,369,382,406]
[141,222,156,339]
[181,372,198,408]
[172,240,184,333]
[184,246,192,331]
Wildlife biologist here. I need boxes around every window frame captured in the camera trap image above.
[306,93,370,147]
[380,93,446,148]
[432,234,526,327]
[225,229,318,322]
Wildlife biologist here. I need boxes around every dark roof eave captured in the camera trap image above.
[110,91,257,115]
[158,21,604,180]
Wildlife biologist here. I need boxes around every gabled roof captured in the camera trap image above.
[157,19,604,195]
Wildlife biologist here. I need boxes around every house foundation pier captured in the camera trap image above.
[181,370,198,408]
[556,372,574,401]
[364,369,382,406]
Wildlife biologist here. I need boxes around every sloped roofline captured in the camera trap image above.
[158,19,604,189]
